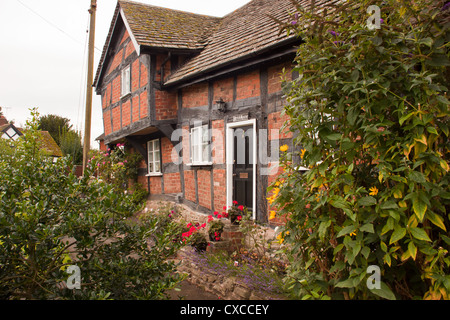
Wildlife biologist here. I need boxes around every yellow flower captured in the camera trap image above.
[267,195,275,205]
[269,211,276,220]
[369,186,379,196]
[280,145,289,152]
[276,233,284,244]
[300,149,306,159]
[350,230,357,237]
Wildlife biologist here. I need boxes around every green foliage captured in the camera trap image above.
[0,108,185,299]
[276,0,450,300]
[59,129,83,165]
[238,206,277,263]
[90,144,146,201]
[38,114,83,165]
[208,219,225,239]
[38,114,72,146]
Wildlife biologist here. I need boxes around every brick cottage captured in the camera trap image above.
[94,0,313,223]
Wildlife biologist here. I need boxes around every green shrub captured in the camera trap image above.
[0,109,185,300]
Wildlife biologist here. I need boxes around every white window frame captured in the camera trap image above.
[4,127,20,141]
[190,124,211,166]
[147,139,161,176]
[121,65,131,97]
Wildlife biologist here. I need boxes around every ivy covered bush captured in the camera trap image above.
[0,109,185,299]
[274,0,450,299]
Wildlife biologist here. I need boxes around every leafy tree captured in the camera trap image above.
[274,0,449,299]
[59,129,83,165]
[38,114,72,146]
[0,108,185,299]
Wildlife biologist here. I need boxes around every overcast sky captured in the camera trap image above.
[0,0,250,148]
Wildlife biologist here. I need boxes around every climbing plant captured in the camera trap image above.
[274,0,450,299]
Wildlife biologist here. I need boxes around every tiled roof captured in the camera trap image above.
[39,131,63,158]
[164,0,300,86]
[94,0,221,88]
[95,0,334,88]
[165,0,342,86]
[119,0,221,50]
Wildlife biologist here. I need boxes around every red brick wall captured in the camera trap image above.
[161,137,173,164]
[182,83,209,108]
[132,95,139,123]
[268,62,293,95]
[111,76,121,104]
[236,70,260,100]
[149,176,162,194]
[213,169,226,213]
[268,111,292,140]
[184,170,196,202]
[139,90,148,119]
[122,100,131,127]
[112,106,121,132]
[211,120,225,165]
[182,125,190,164]
[197,170,211,209]
[155,90,177,120]
[213,77,234,102]
[164,172,181,194]
[101,27,149,139]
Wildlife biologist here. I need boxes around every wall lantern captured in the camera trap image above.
[216,98,227,113]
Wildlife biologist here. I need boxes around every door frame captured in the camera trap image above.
[226,119,257,220]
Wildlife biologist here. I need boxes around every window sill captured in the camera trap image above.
[187,162,213,167]
[146,173,163,177]
[120,92,131,100]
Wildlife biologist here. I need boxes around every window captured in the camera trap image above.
[147,139,161,175]
[121,65,131,97]
[3,126,21,141]
[190,124,211,165]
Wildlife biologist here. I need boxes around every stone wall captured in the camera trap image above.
[177,248,285,300]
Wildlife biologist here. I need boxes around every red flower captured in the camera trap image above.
[217,214,222,219]
[238,205,244,211]
[237,216,242,221]
[223,206,227,210]
[233,201,238,205]
[208,215,214,222]
[200,223,206,228]
[214,211,218,216]
[187,223,193,228]
[222,212,229,218]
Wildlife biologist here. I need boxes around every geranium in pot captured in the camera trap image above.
[208,218,224,241]
[227,202,245,225]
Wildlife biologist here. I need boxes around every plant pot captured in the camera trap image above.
[230,215,242,225]
[209,232,222,242]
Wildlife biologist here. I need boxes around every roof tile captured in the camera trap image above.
[119,0,221,50]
